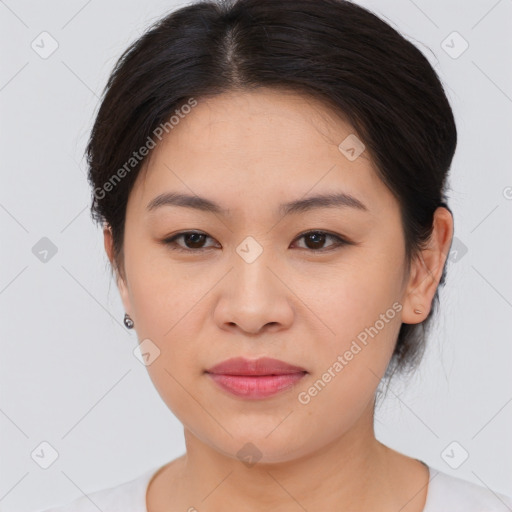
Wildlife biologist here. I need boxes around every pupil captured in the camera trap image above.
[187,233,204,248]
[307,232,325,249]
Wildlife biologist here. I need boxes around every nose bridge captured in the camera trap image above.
[232,234,277,297]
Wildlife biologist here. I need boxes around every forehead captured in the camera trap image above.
[165,88,360,156]
[130,88,395,218]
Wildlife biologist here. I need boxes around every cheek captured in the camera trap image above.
[127,261,205,426]
[297,252,404,347]
[129,269,205,376]
[293,253,405,406]
[295,282,402,428]
[126,243,209,337]
[124,247,209,409]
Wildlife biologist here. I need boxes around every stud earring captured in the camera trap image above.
[413,307,423,314]
[123,313,134,329]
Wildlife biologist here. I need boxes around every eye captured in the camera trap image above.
[162,231,218,252]
[291,230,351,252]
[162,230,351,253]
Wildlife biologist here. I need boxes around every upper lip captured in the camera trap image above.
[205,357,307,376]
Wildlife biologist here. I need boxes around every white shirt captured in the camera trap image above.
[39,463,512,511]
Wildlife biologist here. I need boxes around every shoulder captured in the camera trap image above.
[424,466,512,512]
[37,466,159,512]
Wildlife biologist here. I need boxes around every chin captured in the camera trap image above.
[207,427,313,466]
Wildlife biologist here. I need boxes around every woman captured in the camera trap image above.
[41,0,512,510]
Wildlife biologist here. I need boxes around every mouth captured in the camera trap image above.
[205,356,308,399]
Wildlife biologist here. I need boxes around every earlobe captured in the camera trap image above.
[402,207,453,324]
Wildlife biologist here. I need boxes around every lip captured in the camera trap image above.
[205,357,307,400]
[206,356,307,375]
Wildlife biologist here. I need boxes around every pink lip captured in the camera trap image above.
[205,357,307,399]
[206,356,306,375]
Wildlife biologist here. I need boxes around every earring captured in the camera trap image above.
[414,307,423,314]
[123,313,134,329]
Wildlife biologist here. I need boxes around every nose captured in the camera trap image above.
[213,248,294,335]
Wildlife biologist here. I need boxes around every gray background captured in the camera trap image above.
[1,0,511,510]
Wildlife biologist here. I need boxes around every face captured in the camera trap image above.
[105,88,446,463]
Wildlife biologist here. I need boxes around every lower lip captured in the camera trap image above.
[206,372,307,399]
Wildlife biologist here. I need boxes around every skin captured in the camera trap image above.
[103,88,453,512]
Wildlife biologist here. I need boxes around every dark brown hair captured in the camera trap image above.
[86,0,457,378]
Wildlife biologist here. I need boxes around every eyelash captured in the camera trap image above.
[161,230,352,253]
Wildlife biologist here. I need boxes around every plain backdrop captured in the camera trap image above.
[1,0,511,510]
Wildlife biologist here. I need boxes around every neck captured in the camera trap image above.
[173,400,408,511]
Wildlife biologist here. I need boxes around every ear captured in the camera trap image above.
[401,206,453,324]
[103,225,132,315]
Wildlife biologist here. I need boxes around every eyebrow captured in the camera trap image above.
[146,191,369,216]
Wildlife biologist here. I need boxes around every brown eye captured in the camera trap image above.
[181,232,207,249]
[163,231,218,252]
[292,230,349,252]
[162,229,350,254]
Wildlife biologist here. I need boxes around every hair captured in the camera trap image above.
[86,0,457,380]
